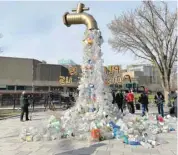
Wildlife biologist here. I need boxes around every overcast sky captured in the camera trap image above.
[0,1,176,67]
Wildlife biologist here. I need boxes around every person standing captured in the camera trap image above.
[115,90,124,113]
[170,90,177,117]
[20,91,30,122]
[126,90,135,114]
[145,92,149,113]
[49,91,55,111]
[155,91,165,117]
[173,90,177,117]
[138,92,149,116]
[44,93,49,111]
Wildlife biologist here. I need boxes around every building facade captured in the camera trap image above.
[126,64,162,91]
[0,56,77,92]
[0,56,165,93]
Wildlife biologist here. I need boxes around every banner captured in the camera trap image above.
[104,65,120,75]
[106,76,122,85]
[104,65,121,85]
[69,66,77,75]
[59,76,72,85]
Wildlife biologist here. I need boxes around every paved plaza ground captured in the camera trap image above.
[0,106,177,155]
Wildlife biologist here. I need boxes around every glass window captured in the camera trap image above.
[16,86,25,90]
[7,85,15,90]
[126,83,132,88]
[133,83,136,88]
[25,86,32,90]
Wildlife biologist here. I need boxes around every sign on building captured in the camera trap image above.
[69,66,77,75]
[104,65,122,85]
[104,65,120,75]
[59,76,72,85]
[59,65,124,86]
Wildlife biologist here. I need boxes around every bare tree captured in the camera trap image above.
[108,1,177,101]
[170,64,177,89]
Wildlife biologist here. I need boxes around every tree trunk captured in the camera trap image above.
[164,89,169,104]
[162,78,171,104]
[158,65,171,104]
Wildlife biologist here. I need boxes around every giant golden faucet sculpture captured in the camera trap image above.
[63,3,98,30]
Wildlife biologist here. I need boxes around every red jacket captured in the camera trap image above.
[126,93,134,102]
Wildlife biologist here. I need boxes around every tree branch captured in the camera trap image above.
[108,1,177,91]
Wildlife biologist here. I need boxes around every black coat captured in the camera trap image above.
[115,92,124,104]
[49,92,54,101]
[138,93,148,105]
[155,93,164,104]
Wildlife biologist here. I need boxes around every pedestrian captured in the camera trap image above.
[126,90,135,114]
[44,93,49,111]
[49,91,55,111]
[155,91,165,117]
[112,91,116,104]
[144,92,149,113]
[115,90,124,113]
[170,89,177,117]
[168,90,175,107]
[20,91,30,122]
[173,90,177,117]
[138,92,149,117]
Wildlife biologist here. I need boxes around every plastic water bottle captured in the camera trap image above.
[129,141,140,145]
[123,135,129,144]
[140,141,152,148]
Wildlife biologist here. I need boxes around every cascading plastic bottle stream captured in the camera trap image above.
[77,30,107,113]
[61,29,119,137]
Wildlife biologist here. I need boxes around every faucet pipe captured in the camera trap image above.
[63,12,98,30]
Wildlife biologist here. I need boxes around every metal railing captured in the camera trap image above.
[0,91,77,110]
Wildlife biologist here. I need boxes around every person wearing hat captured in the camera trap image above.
[20,91,30,122]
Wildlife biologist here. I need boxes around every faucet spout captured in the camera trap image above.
[63,3,98,30]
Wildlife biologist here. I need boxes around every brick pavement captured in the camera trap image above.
[0,109,177,155]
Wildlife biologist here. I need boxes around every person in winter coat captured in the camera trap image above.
[20,91,30,122]
[138,92,149,116]
[173,90,177,117]
[169,90,177,117]
[126,90,135,114]
[155,91,165,117]
[115,90,124,113]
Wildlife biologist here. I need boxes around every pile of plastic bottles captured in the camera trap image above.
[19,115,65,142]
[19,113,176,148]
[107,113,176,148]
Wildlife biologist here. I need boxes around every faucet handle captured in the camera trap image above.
[71,3,90,13]
[83,7,89,11]
[71,9,77,12]
[72,7,89,12]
